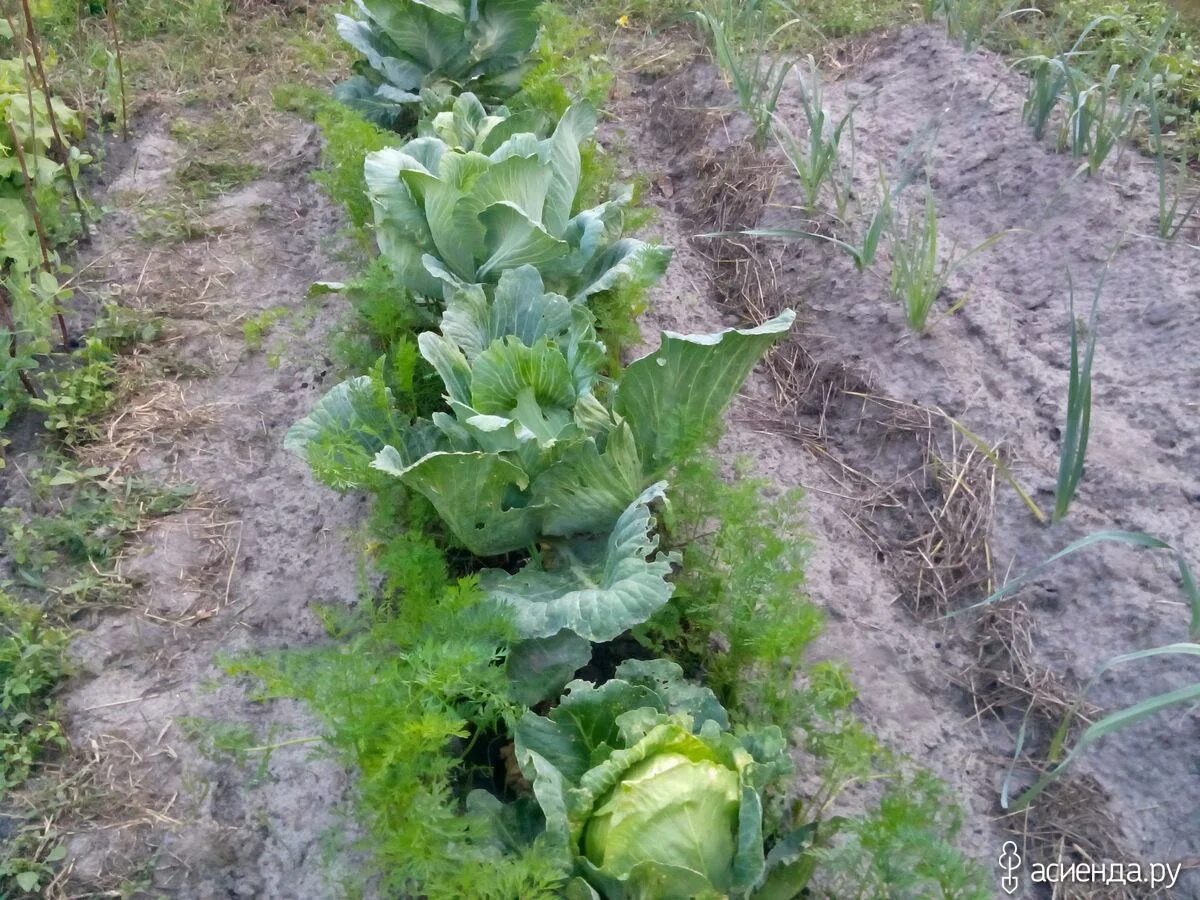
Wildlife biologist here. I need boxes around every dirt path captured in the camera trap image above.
[614,23,1200,895]
[44,110,363,896]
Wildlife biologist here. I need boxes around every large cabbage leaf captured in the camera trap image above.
[614,310,797,476]
[480,483,678,642]
[288,274,795,554]
[365,105,671,302]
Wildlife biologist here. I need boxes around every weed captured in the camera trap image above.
[2,475,192,602]
[932,0,1037,53]
[1052,266,1102,523]
[773,0,915,46]
[242,306,288,351]
[0,590,68,793]
[30,337,119,444]
[565,0,693,33]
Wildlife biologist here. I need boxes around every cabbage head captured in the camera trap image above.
[514,660,791,899]
[334,0,541,129]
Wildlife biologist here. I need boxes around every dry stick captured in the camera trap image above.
[0,285,37,396]
[16,0,88,231]
[7,118,69,347]
[105,0,128,141]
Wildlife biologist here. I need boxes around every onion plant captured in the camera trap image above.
[1148,85,1200,241]
[888,184,1007,333]
[693,0,797,150]
[1052,266,1102,523]
[931,0,1039,54]
[960,531,1200,809]
[775,56,853,215]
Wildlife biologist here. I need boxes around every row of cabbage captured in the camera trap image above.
[283,2,940,897]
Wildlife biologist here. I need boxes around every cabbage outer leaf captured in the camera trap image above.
[481,483,677,641]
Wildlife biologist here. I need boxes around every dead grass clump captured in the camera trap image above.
[77,375,220,478]
[1004,776,1142,900]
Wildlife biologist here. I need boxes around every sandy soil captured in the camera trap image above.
[11,111,368,896]
[611,23,1200,898]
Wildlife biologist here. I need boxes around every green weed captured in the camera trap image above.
[773,0,915,46]
[29,338,119,444]
[2,476,193,603]
[0,590,68,793]
[242,307,288,351]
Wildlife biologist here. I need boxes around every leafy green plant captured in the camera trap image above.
[647,456,823,726]
[289,264,794,699]
[0,590,68,792]
[1052,267,1102,523]
[0,7,98,430]
[510,4,613,120]
[511,659,794,898]
[29,337,119,444]
[693,0,796,150]
[888,184,1007,333]
[418,91,548,151]
[229,579,569,899]
[334,0,542,130]
[365,103,670,304]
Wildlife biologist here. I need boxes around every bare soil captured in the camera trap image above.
[611,23,1200,898]
[2,110,368,896]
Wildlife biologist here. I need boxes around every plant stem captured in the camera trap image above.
[6,118,69,347]
[16,0,88,231]
[0,285,38,396]
[105,0,129,142]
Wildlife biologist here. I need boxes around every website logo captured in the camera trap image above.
[998,841,1022,895]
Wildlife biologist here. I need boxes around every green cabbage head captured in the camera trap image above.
[583,747,741,889]
[514,660,791,899]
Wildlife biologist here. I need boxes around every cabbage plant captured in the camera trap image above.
[364,103,670,303]
[334,0,541,129]
[417,92,547,152]
[512,659,791,899]
[287,267,793,700]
